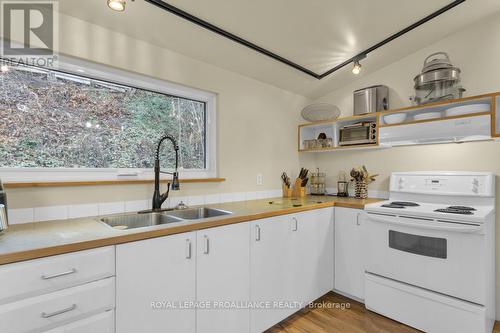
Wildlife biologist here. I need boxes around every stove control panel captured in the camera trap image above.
[390,172,495,197]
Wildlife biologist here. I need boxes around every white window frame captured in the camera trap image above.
[0,54,217,182]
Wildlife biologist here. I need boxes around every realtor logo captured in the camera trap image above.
[1,0,58,67]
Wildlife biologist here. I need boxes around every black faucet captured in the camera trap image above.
[152,135,180,211]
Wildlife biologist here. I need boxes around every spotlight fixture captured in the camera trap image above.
[352,61,361,75]
[108,0,126,12]
[351,54,366,75]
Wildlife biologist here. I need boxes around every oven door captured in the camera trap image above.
[363,212,486,305]
[339,126,372,145]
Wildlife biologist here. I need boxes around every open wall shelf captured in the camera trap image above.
[298,91,500,152]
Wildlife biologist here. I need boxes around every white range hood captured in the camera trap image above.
[379,114,491,147]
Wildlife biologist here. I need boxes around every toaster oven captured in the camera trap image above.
[339,122,377,146]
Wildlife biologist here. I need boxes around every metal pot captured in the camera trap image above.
[410,52,465,105]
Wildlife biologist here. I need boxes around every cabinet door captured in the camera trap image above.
[291,208,334,305]
[250,216,294,333]
[196,222,250,333]
[116,232,196,333]
[334,207,364,300]
[43,310,114,333]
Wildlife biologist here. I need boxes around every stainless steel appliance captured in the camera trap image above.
[353,85,389,115]
[0,180,7,234]
[338,121,377,146]
[410,52,465,105]
[364,171,495,333]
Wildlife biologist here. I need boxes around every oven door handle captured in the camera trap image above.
[366,214,484,234]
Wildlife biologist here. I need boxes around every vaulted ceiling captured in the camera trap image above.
[59,0,499,98]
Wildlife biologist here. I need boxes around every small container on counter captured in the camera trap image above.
[310,169,326,195]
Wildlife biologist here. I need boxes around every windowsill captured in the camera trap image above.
[3,178,226,188]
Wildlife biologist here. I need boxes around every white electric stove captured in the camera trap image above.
[363,171,496,333]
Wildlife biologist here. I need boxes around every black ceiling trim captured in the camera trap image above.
[144,0,466,80]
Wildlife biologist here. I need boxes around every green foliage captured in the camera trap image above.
[0,65,206,170]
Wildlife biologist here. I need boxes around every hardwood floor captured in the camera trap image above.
[265,292,500,333]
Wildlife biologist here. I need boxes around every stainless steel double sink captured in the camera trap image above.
[99,207,232,231]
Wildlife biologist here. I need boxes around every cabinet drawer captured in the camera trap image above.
[0,277,115,333]
[0,246,115,304]
[43,310,114,333]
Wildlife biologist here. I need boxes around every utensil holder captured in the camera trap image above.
[282,184,292,198]
[354,180,368,199]
[292,178,306,198]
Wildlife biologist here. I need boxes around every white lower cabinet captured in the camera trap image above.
[116,232,197,333]
[196,222,250,333]
[114,207,335,333]
[334,207,365,300]
[0,277,115,333]
[250,208,334,333]
[250,215,294,333]
[43,310,114,333]
[291,208,334,306]
[116,223,251,333]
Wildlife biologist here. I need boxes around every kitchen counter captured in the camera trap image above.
[0,196,382,265]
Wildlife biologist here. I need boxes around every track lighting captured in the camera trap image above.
[352,60,361,75]
[108,0,126,12]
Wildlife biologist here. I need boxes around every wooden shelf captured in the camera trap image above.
[378,111,492,128]
[377,92,498,116]
[4,178,226,189]
[299,144,384,153]
[299,90,500,152]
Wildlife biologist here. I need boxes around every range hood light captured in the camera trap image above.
[108,0,126,12]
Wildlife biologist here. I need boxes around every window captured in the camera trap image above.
[0,56,216,181]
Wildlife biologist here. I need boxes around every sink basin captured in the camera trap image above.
[100,213,184,230]
[166,207,232,220]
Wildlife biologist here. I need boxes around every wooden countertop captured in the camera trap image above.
[0,196,383,265]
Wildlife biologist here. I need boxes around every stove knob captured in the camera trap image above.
[398,177,405,190]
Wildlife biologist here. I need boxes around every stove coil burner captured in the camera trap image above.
[381,201,420,209]
[381,204,406,208]
[434,208,474,215]
[447,206,476,211]
[390,201,420,207]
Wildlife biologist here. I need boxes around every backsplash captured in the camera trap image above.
[7,189,283,224]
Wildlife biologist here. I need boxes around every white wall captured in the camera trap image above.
[313,11,500,319]
[4,12,315,209]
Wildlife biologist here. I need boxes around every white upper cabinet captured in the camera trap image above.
[115,232,196,333]
[334,207,365,300]
[196,222,250,333]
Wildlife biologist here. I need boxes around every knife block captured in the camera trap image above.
[292,178,306,198]
[282,184,292,198]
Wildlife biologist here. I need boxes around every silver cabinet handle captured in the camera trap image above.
[41,304,77,318]
[255,225,261,241]
[203,235,209,254]
[292,217,298,231]
[356,213,361,226]
[185,239,192,259]
[41,268,77,280]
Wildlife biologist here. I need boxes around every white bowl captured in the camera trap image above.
[445,103,490,117]
[413,112,442,121]
[383,113,407,125]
